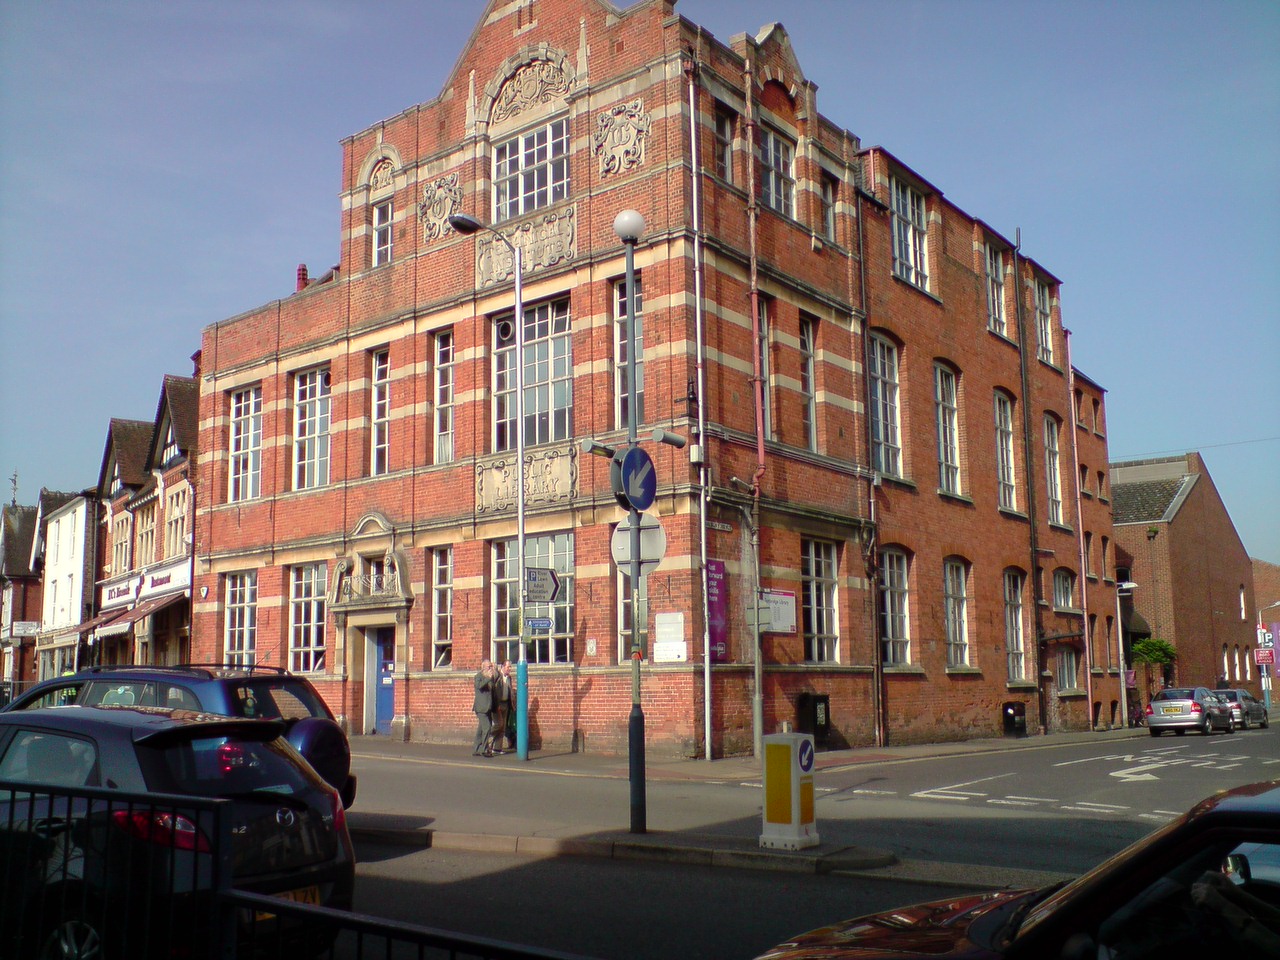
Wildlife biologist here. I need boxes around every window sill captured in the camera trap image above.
[1057,688,1087,699]
[987,328,1019,348]
[1048,521,1074,534]
[1006,680,1038,692]
[1038,357,1064,375]
[883,664,927,676]
[879,474,917,492]
[945,666,982,677]
[938,490,974,507]
[891,272,943,305]
[998,506,1030,522]
[1054,606,1084,617]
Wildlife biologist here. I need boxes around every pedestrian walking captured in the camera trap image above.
[492,661,516,753]
[472,659,498,757]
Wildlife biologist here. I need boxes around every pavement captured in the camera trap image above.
[346,724,1150,889]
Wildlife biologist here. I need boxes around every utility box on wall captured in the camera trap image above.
[796,692,831,744]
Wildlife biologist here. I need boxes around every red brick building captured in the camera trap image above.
[2,500,43,695]
[93,375,199,667]
[190,0,1116,754]
[1111,452,1259,700]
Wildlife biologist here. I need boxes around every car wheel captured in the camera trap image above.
[1149,728,1161,737]
[1175,729,1186,736]
[39,913,105,960]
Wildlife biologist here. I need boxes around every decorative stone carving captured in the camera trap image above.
[370,158,395,192]
[419,174,462,242]
[593,99,651,177]
[476,443,578,515]
[474,208,576,287]
[492,58,573,124]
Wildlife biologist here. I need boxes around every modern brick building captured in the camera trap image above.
[191,0,1117,755]
[1111,452,1259,701]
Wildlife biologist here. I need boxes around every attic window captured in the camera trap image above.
[109,458,124,498]
[160,420,180,466]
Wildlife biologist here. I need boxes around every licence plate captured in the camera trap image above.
[255,885,321,921]
[1161,706,1183,715]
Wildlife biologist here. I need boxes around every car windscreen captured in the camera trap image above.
[1154,689,1194,701]
[138,733,325,799]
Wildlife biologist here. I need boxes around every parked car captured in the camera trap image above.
[1145,686,1236,736]
[0,704,355,959]
[1216,689,1270,730]
[753,779,1280,959]
[3,664,355,807]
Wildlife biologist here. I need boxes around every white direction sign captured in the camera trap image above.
[525,567,561,604]
[611,512,666,578]
[1259,627,1274,649]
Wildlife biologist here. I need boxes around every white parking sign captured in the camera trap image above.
[1260,627,1275,649]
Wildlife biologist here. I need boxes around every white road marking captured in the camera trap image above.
[1007,795,1060,802]
[1111,763,1164,782]
[1070,802,1129,810]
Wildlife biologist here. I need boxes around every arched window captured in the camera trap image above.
[879,548,910,665]
[943,557,969,666]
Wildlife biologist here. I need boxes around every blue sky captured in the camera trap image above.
[2,0,1277,563]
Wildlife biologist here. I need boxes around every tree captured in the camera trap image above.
[1131,636,1177,702]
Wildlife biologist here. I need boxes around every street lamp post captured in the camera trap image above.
[614,208,646,834]
[1115,581,1137,728]
[448,212,529,761]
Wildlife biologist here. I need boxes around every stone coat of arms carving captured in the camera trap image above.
[419,174,463,242]
[492,58,573,124]
[593,100,651,177]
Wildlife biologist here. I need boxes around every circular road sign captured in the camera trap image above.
[611,445,657,512]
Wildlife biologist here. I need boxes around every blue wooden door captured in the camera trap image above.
[375,629,395,736]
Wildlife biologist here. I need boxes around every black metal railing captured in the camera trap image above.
[3,781,597,960]
[0,780,234,960]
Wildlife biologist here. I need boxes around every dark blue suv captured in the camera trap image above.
[4,665,356,808]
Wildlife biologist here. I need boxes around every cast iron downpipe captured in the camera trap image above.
[743,57,768,760]
[684,53,715,762]
[1012,231,1048,733]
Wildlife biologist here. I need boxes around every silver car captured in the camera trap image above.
[1216,688,1270,729]
[1146,686,1235,736]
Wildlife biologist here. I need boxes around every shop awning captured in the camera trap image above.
[76,608,128,635]
[109,592,188,629]
[1122,608,1152,637]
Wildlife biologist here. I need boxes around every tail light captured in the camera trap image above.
[330,788,346,835]
[112,809,212,853]
[1191,702,1203,714]
[1145,703,1154,716]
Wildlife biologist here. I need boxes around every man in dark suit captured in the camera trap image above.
[473,659,497,756]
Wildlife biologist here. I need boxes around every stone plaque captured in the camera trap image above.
[476,443,578,515]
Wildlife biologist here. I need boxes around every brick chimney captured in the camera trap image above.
[296,263,309,292]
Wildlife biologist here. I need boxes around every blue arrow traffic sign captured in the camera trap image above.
[611,445,656,512]
[797,738,814,773]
